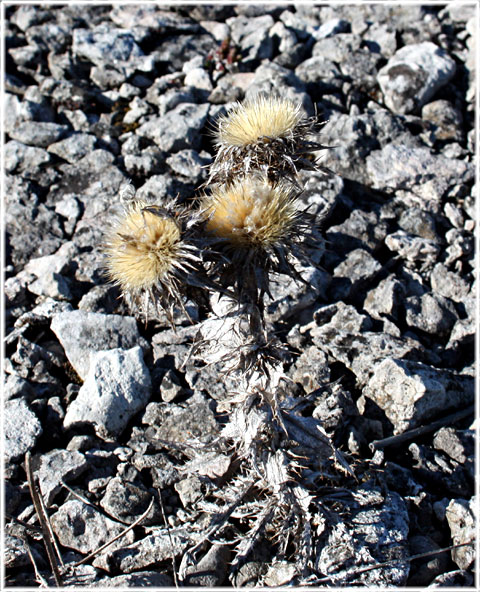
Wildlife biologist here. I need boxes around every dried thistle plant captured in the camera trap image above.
[101,95,344,585]
[104,197,203,324]
[208,94,327,186]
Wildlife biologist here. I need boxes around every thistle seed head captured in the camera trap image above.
[104,200,200,322]
[208,94,328,186]
[215,95,304,147]
[202,175,299,250]
[199,174,316,310]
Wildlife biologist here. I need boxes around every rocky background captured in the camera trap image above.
[4,3,476,588]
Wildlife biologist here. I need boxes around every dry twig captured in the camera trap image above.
[25,452,63,587]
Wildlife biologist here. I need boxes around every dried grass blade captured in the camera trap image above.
[25,452,63,587]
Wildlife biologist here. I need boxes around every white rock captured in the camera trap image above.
[50,310,144,379]
[63,346,152,439]
[378,42,456,114]
[4,398,42,463]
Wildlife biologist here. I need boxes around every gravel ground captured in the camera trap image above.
[3,3,477,588]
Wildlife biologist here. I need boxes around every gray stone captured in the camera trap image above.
[433,427,474,466]
[291,346,330,394]
[51,499,135,554]
[428,570,473,588]
[159,369,185,402]
[269,21,298,55]
[8,121,69,148]
[136,103,209,152]
[316,487,409,586]
[48,133,97,164]
[28,272,72,300]
[364,275,405,320]
[24,242,76,301]
[100,477,157,524]
[319,111,406,184]
[398,206,437,240]
[245,62,312,115]
[443,202,465,230]
[228,15,274,63]
[294,56,342,92]
[135,174,175,202]
[93,572,173,588]
[378,42,456,114]
[50,310,144,380]
[313,33,362,63]
[327,208,388,253]
[184,67,213,93]
[310,327,422,387]
[313,18,350,40]
[123,151,163,177]
[37,449,89,506]
[73,25,144,67]
[280,9,320,40]
[5,140,51,173]
[8,45,42,68]
[445,497,476,570]
[123,96,153,124]
[184,544,231,587]
[362,358,474,434]
[4,398,42,463]
[422,99,463,141]
[142,392,218,443]
[430,263,471,303]
[144,76,192,111]
[404,293,458,335]
[366,144,473,202]
[110,5,200,32]
[340,48,383,91]
[364,23,397,57]
[24,241,76,278]
[447,317,476,351]
[166,149,210,184]
[26,22,70,53]
[385,231,440,265]
[3,374,35,402]
[10,5,49,31]
[63,346,152,439]
[4,534,32,569]
[267,264,329,323]
[312,383,358,433]
[94,527,192,573]
[54,194,82,234]
[312,302,373,334]
[175,475,203,507]
[333,248,382,291]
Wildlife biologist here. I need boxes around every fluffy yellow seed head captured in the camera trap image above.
[105,202,182,293]
[216,95,303,147]
[203,176,299,248]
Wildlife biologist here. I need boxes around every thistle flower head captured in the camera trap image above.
[202,175,299,250]
[200,174,314,310]
[215,95,303,147]
[208,94,327,186]
[104,200,200,322]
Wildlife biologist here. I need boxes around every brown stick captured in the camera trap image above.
[25,452,63,587]
[370,405,474,450]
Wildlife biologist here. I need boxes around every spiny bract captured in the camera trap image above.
[215,95,303,147]
[202,175,299,249]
